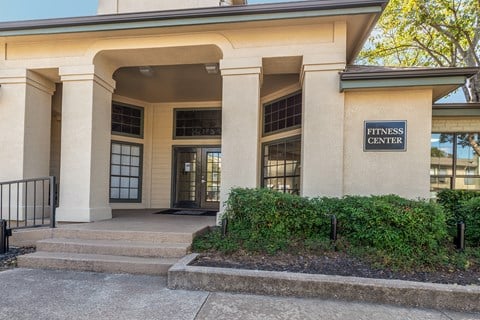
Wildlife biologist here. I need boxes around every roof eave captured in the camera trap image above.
[340,67,479,81]
[0,0,388,36]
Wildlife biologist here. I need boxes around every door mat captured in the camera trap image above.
[154,209,217,216]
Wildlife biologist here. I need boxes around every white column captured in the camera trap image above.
[56,65,115,222]
[219,58,262,215]
[300,61,345,197]
[0,69,55,218]
[0,69,55,181]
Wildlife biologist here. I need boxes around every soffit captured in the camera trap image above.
[113,64,299,103]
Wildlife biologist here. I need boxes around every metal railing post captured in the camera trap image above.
[49,176,56,228]
[0,219,6,254]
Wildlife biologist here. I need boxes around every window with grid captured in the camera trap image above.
[174,109,221,138]
[111,103,144,137]
[263,92,302,135]
[431,133,480,192]
[262,137,301,195]
[110,141,142,202]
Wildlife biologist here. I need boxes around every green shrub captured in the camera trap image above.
[334,195,447,268]
[224,188,331,254]
[196,188,449,269]
[436,189,480,234]
[457,197,480,246]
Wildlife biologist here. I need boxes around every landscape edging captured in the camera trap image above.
[168,253,480,313]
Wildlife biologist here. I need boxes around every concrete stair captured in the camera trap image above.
[17,228,196,275]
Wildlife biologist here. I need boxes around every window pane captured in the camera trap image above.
[130,189,138,199]
[455,133,480,176]
[264,92,302,135]
[110,188,120,198]
[131,167,139,177]
[110,141,142,202]
[111,177,120,188]
[112,143,121,154]
[455,177,480,190]
[430,133,454,193]
[131,156,140,166]
[111,154,121,165]
[121,166,130,176]
[121,145,131,155]
[111,103,144,137]
[120,188,129,199]
[111,165,121,175]
[263,137,301,194]
[174,109,222,138]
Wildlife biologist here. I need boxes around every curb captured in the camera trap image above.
[168,253,480,313]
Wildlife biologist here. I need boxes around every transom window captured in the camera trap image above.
[110,141,142,202]
[174,109,221,138]
[263,92,302,135]
[262,137,301,195]
[112,103,144,138]
[431,133,480,192]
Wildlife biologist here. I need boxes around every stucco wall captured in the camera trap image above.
[344,89,433,199]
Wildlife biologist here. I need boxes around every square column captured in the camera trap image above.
[300,62,345,197]
[56,66,115,222]
[219,58,262,213]
[0,69,55,181]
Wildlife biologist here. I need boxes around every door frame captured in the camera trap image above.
[171,145,221,210]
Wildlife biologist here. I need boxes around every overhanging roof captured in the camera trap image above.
[340,65,479,101]
[433,103,480,117]
[0,0,388,34]
[0,0,388,63]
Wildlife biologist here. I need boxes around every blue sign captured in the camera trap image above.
[364,121,407,151]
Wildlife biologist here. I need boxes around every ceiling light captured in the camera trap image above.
[205,63,219,74]
[139,66,154,77]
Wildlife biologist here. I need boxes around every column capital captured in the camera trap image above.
[0,69,55,95]
[59,65,116,93]
[300,55,345,85]
[220,57,262,77]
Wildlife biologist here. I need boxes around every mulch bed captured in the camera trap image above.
[0,247,35,272]
[192,250,480,286]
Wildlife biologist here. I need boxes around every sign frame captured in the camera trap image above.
[363,120,407,152]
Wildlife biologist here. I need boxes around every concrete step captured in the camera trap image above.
[36,238,190,258]
[17,251,178,275]
[52,228,194,244]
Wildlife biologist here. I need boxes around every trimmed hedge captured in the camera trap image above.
[436,189,480,245]
[219,188,448,269]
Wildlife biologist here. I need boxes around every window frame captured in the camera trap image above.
[109,140,143,203]
[173,108,222,139]
[261,135,302,195]
[111,102,145,139]
[262,91,302,137]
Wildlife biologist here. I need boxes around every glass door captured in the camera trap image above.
[173,147,221,210]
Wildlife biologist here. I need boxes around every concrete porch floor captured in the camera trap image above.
[11,209,217,248]
[59,209,217,233]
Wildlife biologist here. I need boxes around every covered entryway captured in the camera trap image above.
[173,147,221,210]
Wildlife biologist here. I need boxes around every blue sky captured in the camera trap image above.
[0,0,297,22]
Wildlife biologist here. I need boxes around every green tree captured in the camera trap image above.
[360,0,480,102]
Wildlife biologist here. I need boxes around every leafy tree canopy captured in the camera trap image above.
[359,0,480,102]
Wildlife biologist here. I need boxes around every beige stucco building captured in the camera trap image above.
[0,0,478,223]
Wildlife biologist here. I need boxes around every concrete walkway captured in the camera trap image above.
[0,269,479,320]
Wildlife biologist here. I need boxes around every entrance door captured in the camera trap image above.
[173,147,221,210]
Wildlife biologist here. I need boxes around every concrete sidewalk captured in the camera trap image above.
[0,268,478,320]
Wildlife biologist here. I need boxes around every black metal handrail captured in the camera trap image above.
[0,176,56,254]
